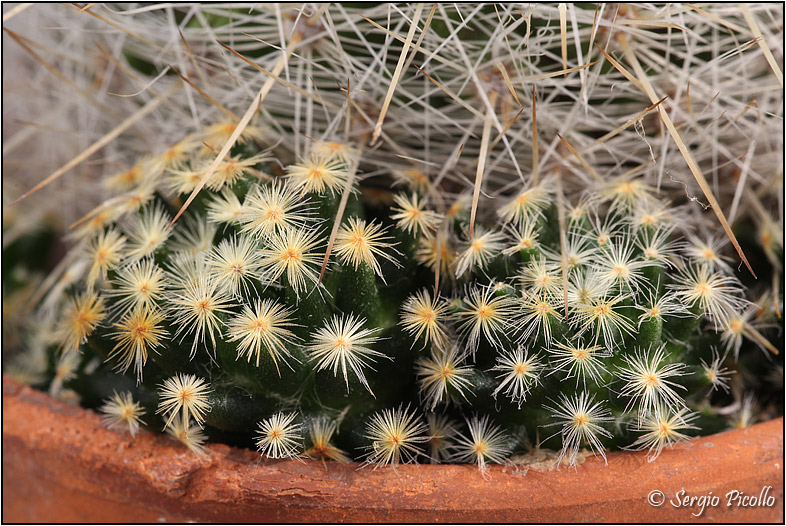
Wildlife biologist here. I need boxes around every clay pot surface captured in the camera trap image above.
[2,375,783,523]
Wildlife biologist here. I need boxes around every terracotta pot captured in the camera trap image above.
[2,375,783,523]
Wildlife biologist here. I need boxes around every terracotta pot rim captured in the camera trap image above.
[3,375,783,523]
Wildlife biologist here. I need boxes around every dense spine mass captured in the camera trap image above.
[2,4,782,472]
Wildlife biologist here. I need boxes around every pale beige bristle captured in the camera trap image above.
[556,133,604,184]
[699,92,721,116]
[587,4,600,58]
[532,90,539,184]
[520,61,598,82]
[555,175,570,321]
[594,43,645,92]
[745,323,780,355]
[495,61,521,106]
[370,4,425,145]
[727,142,756,223]
[95,40,142,83]
[739,4,783,87]
[469,92,498,239]
[616,19,685,31]
[686,82,695,124]
[685,3,746,34]
[559,3,568,76]
[318,151,363,286]
[463,108,524,176]
[75,3,96,14]
[722,99,761,133]
[177,30,210,92]
[24,251,81,320]
[517,10,531,47]
[2,3,33,23]
[415,66,485,120]
[401,4,437,75]
[169,65,238,121]
[490,108,524,153]
[338,79,352,142]
[309,3,331,23]
[343,89,410,157]
[434,225,447,293]
[588,96,667,147]
[619,37,756,278]
[618,157,660,180]
[68,196,126,230]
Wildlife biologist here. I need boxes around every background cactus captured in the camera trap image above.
[3,3,783,471]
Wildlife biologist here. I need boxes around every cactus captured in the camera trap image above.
[8,132,779,470]
[2,3,783,472]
